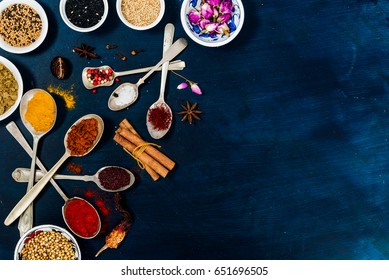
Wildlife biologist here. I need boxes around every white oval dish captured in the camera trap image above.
[59,0,109,33]
[0,56,23,121]
[14,224,81,260]
[0,0,48,54]
[180,0,245,47]
[116,0,165,31]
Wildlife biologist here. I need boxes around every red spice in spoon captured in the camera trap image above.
[64,198,100,238]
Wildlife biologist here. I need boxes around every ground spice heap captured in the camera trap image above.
[21,231,76,260]
[98,166,133,191]
[0,3,42,47]
[65,0,105,28]
[64,198,100,238]
[66,117,99,156]
[24,91,56,132]
[121,0,160,27]
[0,63,18,115]
[47,84,76,110]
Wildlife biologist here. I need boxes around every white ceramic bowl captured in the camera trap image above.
[116,0,165,31]
[59,0,108,32]
[0,0,48,54]
[180,0,245,47]
[0,56,23,121]
[14,224,81,260]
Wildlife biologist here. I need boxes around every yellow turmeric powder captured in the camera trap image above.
[24,90,56,132]
[47,84,76,110]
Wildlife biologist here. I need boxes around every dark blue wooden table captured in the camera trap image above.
[1,0,389,260]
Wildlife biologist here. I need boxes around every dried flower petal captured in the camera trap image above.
[188,10,201,24]
[200,3,213,19]
[190,83,202,95]
[177,82,189,90]
[220,0,233,14]
[217,22,230,36]
[218,13,231,24]
[208,0,222,5]
[205,22,219,33]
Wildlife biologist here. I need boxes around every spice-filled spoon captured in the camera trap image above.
[6,122,101,239]
[4,114,104,227]
[108,38,188,111]
[12,166,135,193]
[82,60,186,89]
[146,23,174,139]
[18,89,57,237]
[5,122,101,239]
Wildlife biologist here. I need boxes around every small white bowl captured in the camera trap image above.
[0,56,23,121]
[14,224,81,260]
[181,0,245,47]
[117,0,165,31]
[59,0,108,33]
[0,0,48,54]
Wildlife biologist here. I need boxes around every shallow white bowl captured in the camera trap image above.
[0,0,48,54]
[59,0,108,33]
[0,56,23,121]
[14,224,81,260]
[181,0,245,47]
[116,0,165,31]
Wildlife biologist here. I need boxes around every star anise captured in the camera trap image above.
[72,43,99,59]
[177,101,202,124]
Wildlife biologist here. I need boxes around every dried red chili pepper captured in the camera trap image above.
[95,193,133,257]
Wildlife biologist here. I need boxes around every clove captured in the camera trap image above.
[130,49,145,56]
[115,52,127,61]
[105,44,118,49]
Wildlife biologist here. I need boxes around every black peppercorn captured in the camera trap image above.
[65,0,105,28]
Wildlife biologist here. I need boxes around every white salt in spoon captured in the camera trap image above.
[146,23,174,139]
[12,166,135,192]
[108,38,188,111]
[4,114,104,227]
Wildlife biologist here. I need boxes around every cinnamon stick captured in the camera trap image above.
[117,124,175,171]
[114,131,168,179]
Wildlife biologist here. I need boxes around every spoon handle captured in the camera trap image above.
[12,168,95,182]
[17,136,39,237]
[4,152,71,226]
[5,122,69,202]
[136,38,188,86]
[115,60,185,77]
[159,23,175,101]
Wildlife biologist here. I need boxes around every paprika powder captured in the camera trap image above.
[63,198,100,238]
[66,117,99,156]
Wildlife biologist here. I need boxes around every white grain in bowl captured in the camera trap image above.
[0,0,48,54]
[0,56,23,121]
[117,0,165,31]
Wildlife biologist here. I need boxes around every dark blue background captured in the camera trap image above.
[1,0,389,260]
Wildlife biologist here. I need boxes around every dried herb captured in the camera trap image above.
[95,193,133,257]
[72,44,99,59]
[177,101,202,124]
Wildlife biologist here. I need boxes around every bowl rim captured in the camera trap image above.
[0,0,49,54]
[0,56,23,121]
[180,0,245,47]
[59,0,109,33]
[116,0,165,31]
[14,224,81,260]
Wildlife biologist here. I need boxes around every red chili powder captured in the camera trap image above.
[147,105,172,130]
[64,198,100,238]
[66,162,82,174]
[83,189,111,234]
